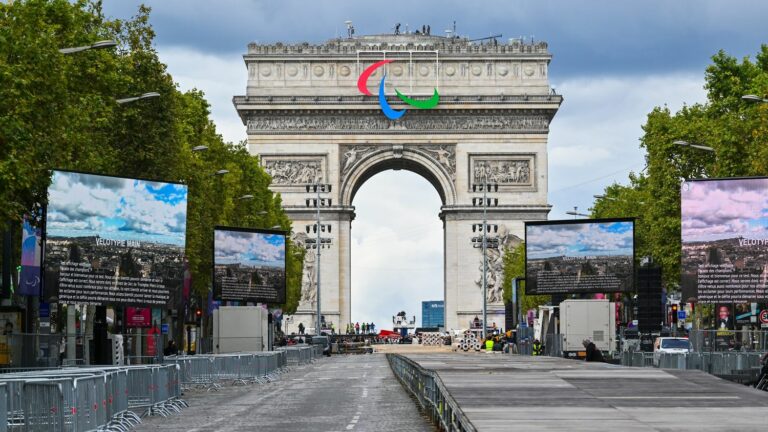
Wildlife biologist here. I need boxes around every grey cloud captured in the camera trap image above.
[103,0,768,78]
[65,172,127,191]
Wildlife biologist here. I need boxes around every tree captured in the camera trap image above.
[502,242,550,314]
[0,1,303,314]
[591,45,768,290]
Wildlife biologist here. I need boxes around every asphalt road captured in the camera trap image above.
[135,354,435,432]
[403,353,768,431]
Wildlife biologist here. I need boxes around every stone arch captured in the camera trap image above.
[339,146,457,206]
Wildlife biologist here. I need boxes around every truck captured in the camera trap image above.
[212,306,269,353]
[560,299,615,359]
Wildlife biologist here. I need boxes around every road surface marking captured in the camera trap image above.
[599,396,740,400]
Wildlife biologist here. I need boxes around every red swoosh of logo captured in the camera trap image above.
[357,59,394,96]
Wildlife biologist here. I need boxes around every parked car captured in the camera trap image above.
[653,337,692,366]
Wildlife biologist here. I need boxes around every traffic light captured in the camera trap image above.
[671,304,678,324]
[195,308,202,325]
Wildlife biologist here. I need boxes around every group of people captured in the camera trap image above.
[481,329,517,353]
[346,322,375,335]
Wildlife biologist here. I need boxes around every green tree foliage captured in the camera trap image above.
[502,242,550,313]
[0,1,303,313]
[592,45,768,290]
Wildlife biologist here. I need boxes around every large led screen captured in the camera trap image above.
[681,178,768,304]
[525,219,635,294]
[213,227,286,304]
[44,170,188,306]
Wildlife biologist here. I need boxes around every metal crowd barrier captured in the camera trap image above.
[620,350,767,384]
[0,383,6,432]
[0,364,184,431]
[387,354,475,432]
[164,350,295,391]
[0,349,313,431]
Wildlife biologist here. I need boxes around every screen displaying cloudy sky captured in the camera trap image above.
[46,171,188,247]
[215,229,286,269]
[526,221,633,260]
[681,178,768,243]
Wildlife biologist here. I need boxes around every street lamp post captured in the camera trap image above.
[565,206,590,219]
[471,179,499,340]
[741,94,768,103]
[58,40,117,54]
[115,92,161,105]
[673,140,715,152]
[305,182,332,335]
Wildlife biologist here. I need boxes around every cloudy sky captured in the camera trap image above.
[527,221,634,260]
[215,229,286,268]
[100,0,766,329]
[682,179,768,243]
[47,171,188,246]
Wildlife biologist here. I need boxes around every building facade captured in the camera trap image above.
[422,300,445,328]
[234,32,560,333]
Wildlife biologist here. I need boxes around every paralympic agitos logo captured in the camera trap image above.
[356,60,440,120]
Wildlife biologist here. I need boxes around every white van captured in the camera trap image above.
[653,337,692,366]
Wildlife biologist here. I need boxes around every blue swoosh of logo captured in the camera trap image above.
[378,74,406,120]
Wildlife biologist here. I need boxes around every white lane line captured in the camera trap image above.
[599,396,740,400]
[346,425,355,430]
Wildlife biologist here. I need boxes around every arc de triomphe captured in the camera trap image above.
[234,33,561,332]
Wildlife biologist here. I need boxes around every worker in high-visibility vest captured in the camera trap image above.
[532,339,543,356]
[485,338,494,352]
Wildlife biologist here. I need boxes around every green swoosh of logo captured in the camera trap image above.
[395,87,440,109]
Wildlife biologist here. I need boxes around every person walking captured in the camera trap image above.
[355,322,360,335]
[298,322,305,335]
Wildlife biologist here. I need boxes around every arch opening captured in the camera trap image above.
[349,169,445,333]
[340,146,457,207]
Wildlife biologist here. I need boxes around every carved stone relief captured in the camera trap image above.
[339,145,378,177]
[420,145,456,179]
[262,155,326,186]
[474,227,522,304]
[247,113,549,134]
[292,232,316,310]
[470,155,534,188]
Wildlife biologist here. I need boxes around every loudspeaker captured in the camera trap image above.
[504,301,514,330]
[637,267,663,332]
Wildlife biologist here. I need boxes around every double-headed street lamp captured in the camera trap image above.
[565,206,590,219]
[305,182,333,335]
[470,179,499,339]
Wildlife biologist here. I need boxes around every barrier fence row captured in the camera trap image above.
[620,350,767,385]
[0,364,177,432]
[387,354,475,432]
[0,346,319,432]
